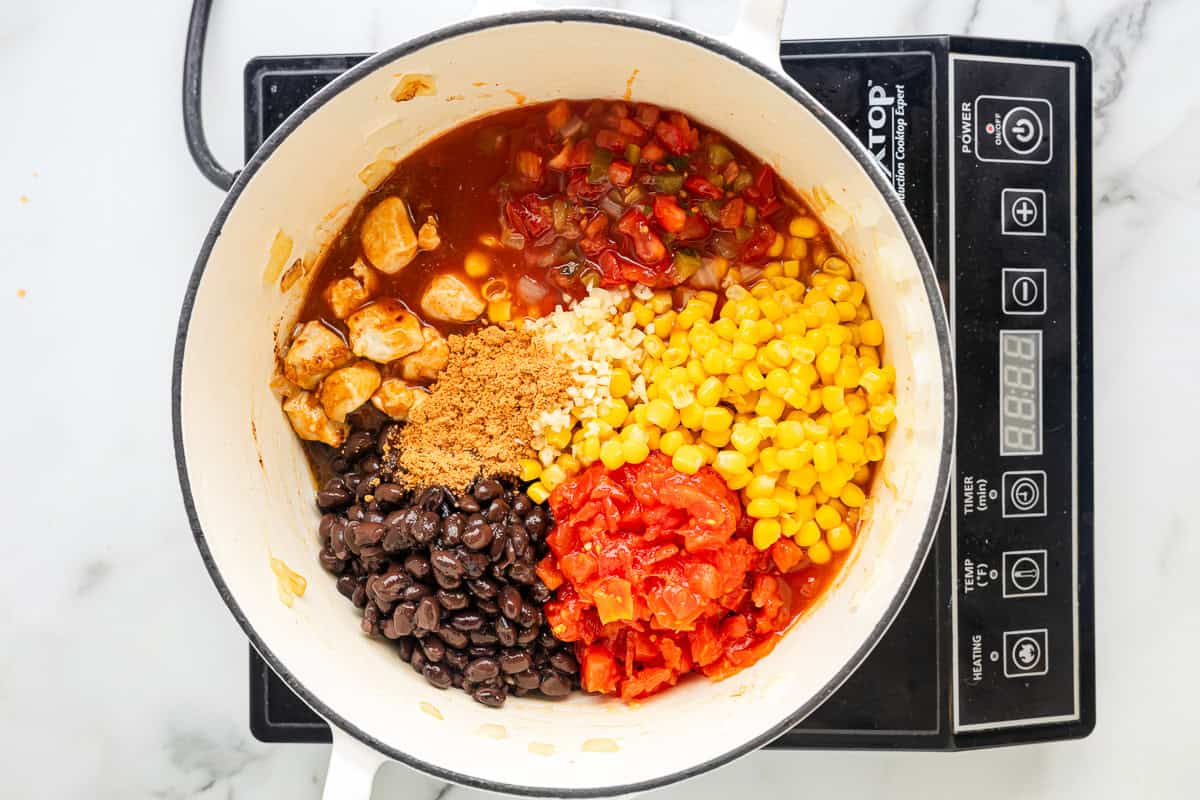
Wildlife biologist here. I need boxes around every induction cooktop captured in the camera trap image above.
[240,35,1094,750]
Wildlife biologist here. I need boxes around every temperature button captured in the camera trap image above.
[1002,549,1048,598]
[975,95,1052,164]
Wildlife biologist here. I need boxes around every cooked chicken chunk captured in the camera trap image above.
[319,360,382,422]
[371,379,428,420]
[283,391,348,448]
[401,326,450,382]
[283,320,354,390]
[346,299,424,363]
[324,258,377,319]
[361,196,418,274]
[420,274,485,323]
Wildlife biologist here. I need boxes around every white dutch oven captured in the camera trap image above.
[174,1,955,796]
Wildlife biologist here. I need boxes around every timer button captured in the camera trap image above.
[1001,470,1047,518]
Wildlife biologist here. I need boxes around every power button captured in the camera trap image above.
[975,95,1052,164]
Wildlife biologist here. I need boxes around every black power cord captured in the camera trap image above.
[183,0,237,190]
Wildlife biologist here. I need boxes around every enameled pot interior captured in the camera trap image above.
[177,14,951,795]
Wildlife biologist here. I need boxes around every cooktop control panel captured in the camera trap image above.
[948,53,1083,733]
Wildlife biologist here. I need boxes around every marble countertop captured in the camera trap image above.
[2,0,1195,797]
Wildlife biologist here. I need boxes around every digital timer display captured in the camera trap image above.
[1000,330,1043,455]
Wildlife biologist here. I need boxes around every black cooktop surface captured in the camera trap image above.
[245,35,1094,750]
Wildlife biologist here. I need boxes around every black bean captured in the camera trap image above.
[318,513,337,541]
[485,500,509,523]
[421,635,445,663]
[361,603,381,637]
[458,495,481,514]
[439,627,469,649]
[436,589,470,611]
[410,648,428,674]
[508,527,530,558]
[476,598,499,615]
[540,670,572,697]
[513,670,541,690]
[413,511,440,543]
[423,662,453,689]
[465,657,501,682]
[375,483,406,505]
[393,602,416,637]
[499,586,523,621]
[538,630,560,650]
[352,521,387,548]
[359,455,382,476]
[355,476,378,502]
[396,637,414,662]
[317,481,352,510]
[451,611,485,631]
[461,553,490,579]
[330,526,351,561]
[345,473,362,492]
[507,561,536,585]
[550,651,578,674]
[467,577,498,599]
[342,431,374,460]
[452,673,465,689]
[382,527,414,553]
[529,582,552,603]
[469,629,500,646]
[516,626,539,645]
[347,504,366,522]
[496,616,518,647]
[358,546,388,573]
[511,494,533,516]
[445,648,469,671]
[489,530,508,560]
[320,548,346,575]
[524,507,549,536]
[400,582,431,601]
[473,479,504,502]
[335,575,357,600]
[351,582,368,609]
[473,685,506,707]
[517,604,541,629]
[433,570,462,590]
[381,619,399,639]
[403,554,431,579]
[499,650,532,674]
[415,596,441,631]
[430,549,464,578]
[364,508,386,525]
[441,513,465,546]
[330,457,350,473]
[461,521,493,551]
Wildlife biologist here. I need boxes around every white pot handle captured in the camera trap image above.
[322,728,387,800]
[724,0,788,72]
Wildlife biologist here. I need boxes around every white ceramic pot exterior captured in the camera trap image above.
[175,7,954,797]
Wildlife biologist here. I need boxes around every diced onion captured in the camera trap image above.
[501,228,526,250]
[482,277,510,302]
[599,193,624,219]
[517,275,552,305]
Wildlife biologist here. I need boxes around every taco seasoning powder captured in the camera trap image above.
[383,325,570,491]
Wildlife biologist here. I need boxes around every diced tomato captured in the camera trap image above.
[754,164,777,198]
[568,138,594,168]
[504,193,553,239]
[675,213,711,242]
[515,149,544,182]
[581,645,620,694]
[536,556,565,591]
[684,175,722,199]
[546,100,571,131]
[641,139,667,163]
[719,197,745,229]
[740,222,777,262]
[652,194,687,233]
[594,577,635,624]
[617,118,646,140]
[566,168,610,201]
[616,209,668,264]
[654,112,700,155]
[595,129,629,152]
[597,249,676,288]
[560,550,598,584]
[635,103,661,127]
[608,159,634,188]
[583,212,609,240]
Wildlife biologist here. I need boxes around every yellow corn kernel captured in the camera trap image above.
[751,318,775,343]
[714,449,750,476]
[609,368,633,399]
[659,429,687,456]
[796,520,822,547]
[859,367,889,395]
[599,438,626,471]
[598,398,629,428]
[776,447,805,471]
[661,345,687,369]
[755,392,786,419]
[742,364,767,390]
[787,465,819,493]
[853,465,871,485]
[826,524,853,552]
[487,299,512,323]
[621,437,650,465]
[783,258,801,278]
[699,427,730,448]
[783,237,808,260]
[631,301,654,327]
[869,397,896,430]
[772,487,798,513]
[781,515,801,538]
[773,419,804,449]
[836,437,865,465]
[726,470,753,490]
[745,473,777,499]
[845,392,868,414]
[678,402,703,430]
[545,426,572,450]
[830,407,855,432]
[812,440,837,473]
[750,283,773,299]
[649,290,672,314]
[859,319,884,347]
[836,359,862,389]
[802,418,829,442]
[816,347,841,378]
[685,377,718,409]
[699,406,733,433]
[464,250,492,278]
[621,423,649,444]
[541,464,566,490]
[815,504,841,531]
[758,446,782,474]
[645,398,679,430]
[697,441,718,464]
[767,232,786,258]
[578,437,601,465]
[726,374,751,396]
[807,540,832,564]
[821,386,846,412]
[730,339,757,361]
[794,494,817,522]
[763,368,790,398]
[701,347,729,375]
[525,482,550,504]
[713,317,738,340]
[557,452,580,474]
[730,423,762,454]
[840,482,866,508]
[671,444,705,475]
[822,256,852,278]
[518,458,543,481]
[789,215,821,238]
[746,497,781,519]
[643,334,666,358]
[753,518,782,549]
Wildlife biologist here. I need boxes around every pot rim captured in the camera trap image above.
[173,8,956,796]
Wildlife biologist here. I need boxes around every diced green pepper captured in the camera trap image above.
[589,147,613,183]
[673,249,702,281]
[731,170,753,193]
[625,143,642,164]
[707,142,734,167]
[699,199,723,223]
[653,173,684,193]
[734,225,752,243]
[667,155,691,172]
